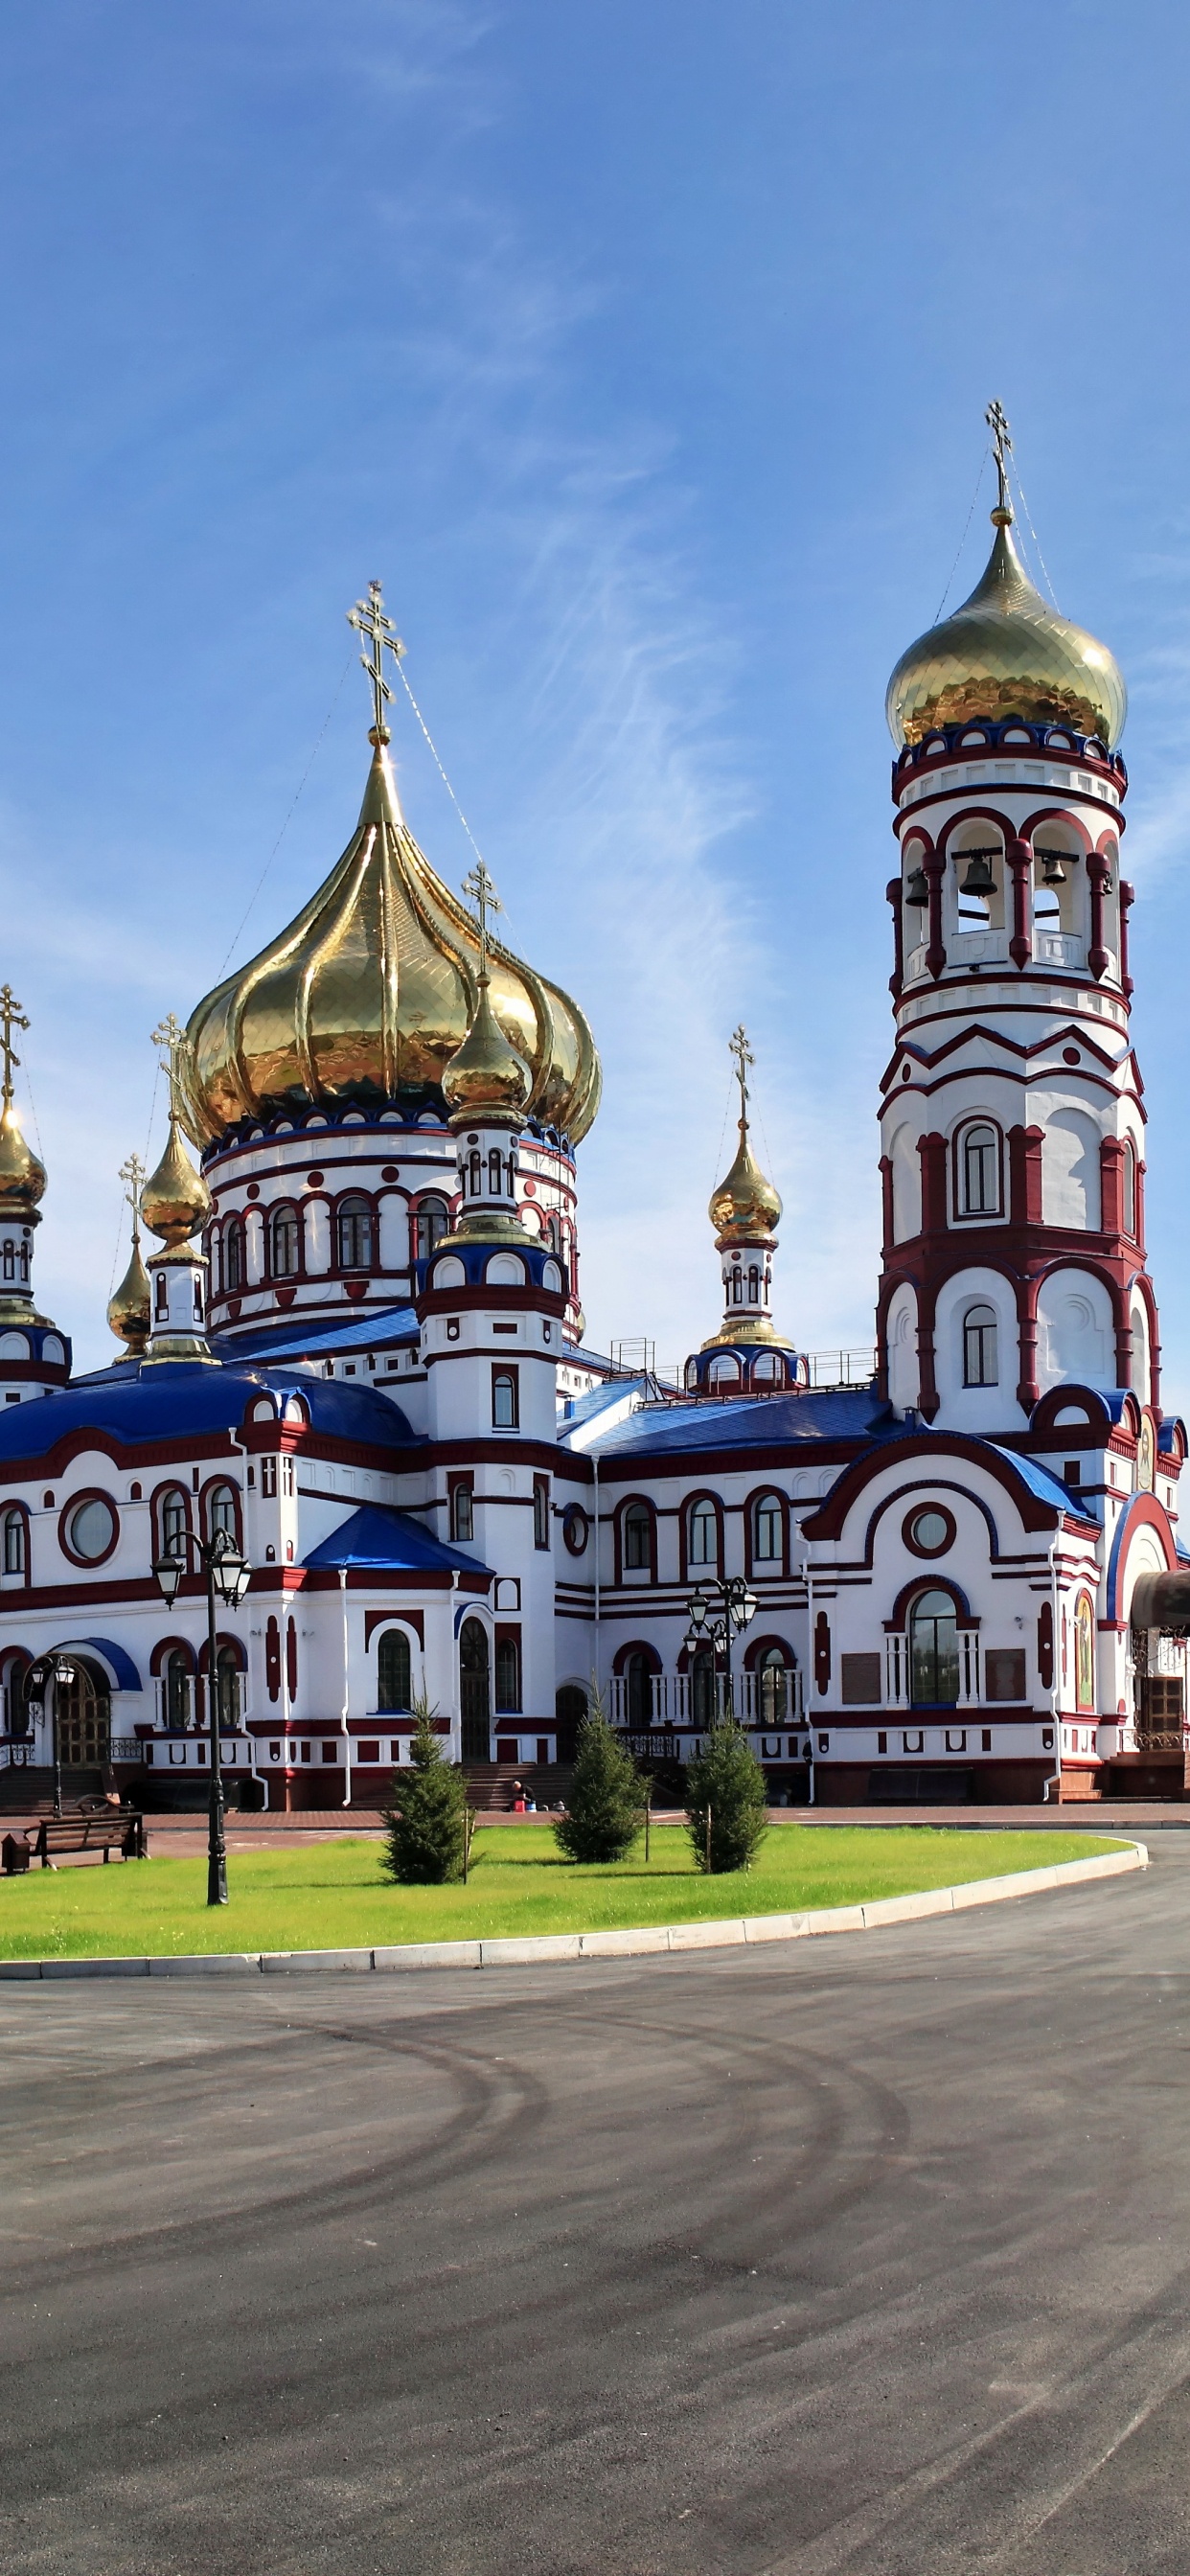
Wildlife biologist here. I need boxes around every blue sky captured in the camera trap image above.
[5,1,1190,1392]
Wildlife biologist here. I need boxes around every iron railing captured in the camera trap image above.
[608,1669,804,1730]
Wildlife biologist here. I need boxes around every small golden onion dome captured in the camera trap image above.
[886,508,1127,750]
[141,1115,212,1249]
[708,1121,782,1244]
[107,1235,151,1354]
[181,740,601,1145]
[0,1105,46,1212]
[443,977,532,1129]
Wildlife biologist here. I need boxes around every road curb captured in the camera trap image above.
[0,1840,1147,1980]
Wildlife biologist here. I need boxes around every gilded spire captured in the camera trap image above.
[0,983,46,1213]
[886,402,1127,749]
[107,1154,151,1354]
[443,862,532,1128]
[142,1019,212,1248]
[707,1025,782,1243]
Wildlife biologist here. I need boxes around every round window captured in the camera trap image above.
[907,1506,951,1555]
[561,1504,589,1557]
[67,1496,116,1562]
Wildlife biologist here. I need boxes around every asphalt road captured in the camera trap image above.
[3,1840,1190,2574]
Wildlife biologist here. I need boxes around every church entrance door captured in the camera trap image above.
[459,1619,491,1760]
[56,1663,111,1766]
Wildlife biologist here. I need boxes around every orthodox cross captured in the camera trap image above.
[729,1023,753,1122]
[150,1014,188,1115]
[347,579,405,736]
[119,1152,147,1238]
[463,860,503,979]
[986,398,1013,513]
[0,983,29,1115]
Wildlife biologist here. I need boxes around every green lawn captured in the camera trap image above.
[0,1823,1123,1960]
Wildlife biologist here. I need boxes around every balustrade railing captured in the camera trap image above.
[884,1631,980,1710]
[608,1668,804,1731]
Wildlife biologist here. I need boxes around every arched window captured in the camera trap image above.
[3,1508,25,1577]
[961,1123,999,1216]
[414,1197,448,1261]
[1123,1138,1137,1239]
[758,1646,790,1724]
[215,1647,241,1732]
[270,1206,300,1278]
[159,1487,188,1560]
[207,1483,238,1545]
[625,1651,653,1729]
[687,1498,719,1568]
[459,1617,490,1760]
[909,1589,959,1707]
[163,1649,192,1732]
[225,1218,244,1293]
[336,1196,374,1272]
[546,1214,561,1254]
[1075,1595,1095,1712]
[963,1303,998,1387]
[494,1636,521,1713]
[753,1492,783,1564]
[748,1264,760,1301]
[488,1147,503,1195]
[492,1369,518,1430]
[377,1628,412,1714]
[709,1354,740,1386]
[623,1501,652,1572]
[469,1150,482,1196]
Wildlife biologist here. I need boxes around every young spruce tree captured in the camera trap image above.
[685,1717,768,1874]
[554,1690,646,1864]
[382,1696,469,1885]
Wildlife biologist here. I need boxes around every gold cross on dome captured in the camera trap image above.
[150,1013,188,1114]
[119,1152,147,1236]
[986,398,1013,514]
[729,1023,753,1118]
[0,983,30,1114]
[463,860,503,979]
[347,579,405,738]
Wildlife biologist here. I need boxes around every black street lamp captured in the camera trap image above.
[682,1576,758,1722]
[25,1653,77,1816]
[153,1529,252,1906]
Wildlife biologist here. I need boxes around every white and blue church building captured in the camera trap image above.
[1,444,1187,1808]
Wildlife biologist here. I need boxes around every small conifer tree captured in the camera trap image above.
[382,1696,469,1885]
[685,1717,767,1874]
[554,1690,645,1864]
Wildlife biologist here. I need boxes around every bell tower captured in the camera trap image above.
[878,403,1152,1432]
[0,983,70,1401]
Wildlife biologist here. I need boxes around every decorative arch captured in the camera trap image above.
[1,1500,31,1583]
[744,1485,790,1577]
[681,1490,723,1580]
[150,1480,193,1564]
[886,1574,978,1632]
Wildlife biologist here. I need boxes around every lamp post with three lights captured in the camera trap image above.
[682,1576,759,1728]
[153,1528,252,1906]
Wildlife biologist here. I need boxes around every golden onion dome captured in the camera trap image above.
[107,1232,151,1353]
[0,1103,46,1212]
[886,507,1127,750]
[180,739,602,1146]
[141,1113,212,1250]
[708,1120,782,1244]
[443,976,532,1128]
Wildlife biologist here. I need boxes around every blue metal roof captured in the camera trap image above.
[216,1305,419,1363]
[303,1505,491,1576]
[584,1388,897,1460]
[989,1445,1095,1517]
[0,1360,415,1460]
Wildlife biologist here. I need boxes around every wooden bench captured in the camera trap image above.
[2,1812,147,1873]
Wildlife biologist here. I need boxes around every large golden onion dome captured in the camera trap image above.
[0,1103,46,1213]
[708,1121,782,1245]
[886,506,1127,750]
[180,736,602,1146]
